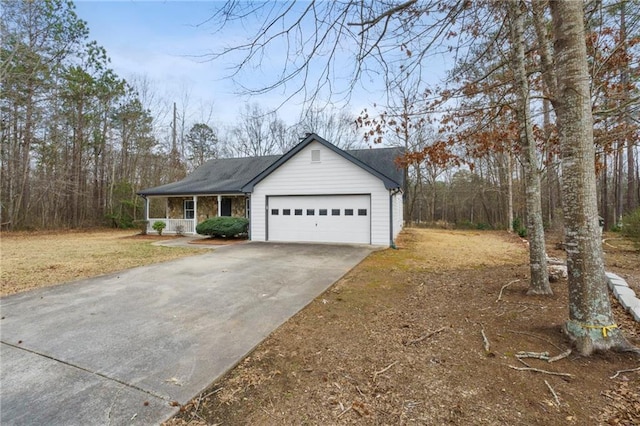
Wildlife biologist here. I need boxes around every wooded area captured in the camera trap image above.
[0,0,366,230]
[1,1,637,236]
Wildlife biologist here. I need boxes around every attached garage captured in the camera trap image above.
[267,194,371,244]
[243,134,405,246]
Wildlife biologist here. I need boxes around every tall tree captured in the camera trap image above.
[186,123,218,167]
[549,0,629,354]
[507,1,550,294]
[0,0,88,228]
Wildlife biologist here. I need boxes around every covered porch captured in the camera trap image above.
[143,194,248,235]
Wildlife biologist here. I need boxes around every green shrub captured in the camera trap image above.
[512,217,527,238]
[475,222,492,230]
[152,220,167,236]
[196,217,249,238]
[456,220,475,230]
[621,208,640,249]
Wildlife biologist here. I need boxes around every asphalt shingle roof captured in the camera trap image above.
[138,155,280,196]
[138,135,405,197]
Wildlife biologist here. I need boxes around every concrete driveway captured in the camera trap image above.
[0,242,374,425]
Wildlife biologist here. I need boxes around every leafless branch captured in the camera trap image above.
[373,361,398,381]
[481,326,490,352]
[547,349,572,363]
[347,0,418,33]
[609,366,640,379]
[496,279,520,302]
[516,351,550,360]
[544,380,561,407]
[406,326,447,345]
[508,365,573,378]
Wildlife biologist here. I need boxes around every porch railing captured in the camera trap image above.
[147,218,195,235]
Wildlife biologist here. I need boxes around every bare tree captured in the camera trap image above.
[292,106,362,149]
[227,103,281,157]
[506,1,550,295]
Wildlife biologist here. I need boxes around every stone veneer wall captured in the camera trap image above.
[167,197,188,219]
[231,196,246,217]
[196,196,217,223]
[166,196,246,221]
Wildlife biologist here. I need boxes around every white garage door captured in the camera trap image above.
[267,195,371,244]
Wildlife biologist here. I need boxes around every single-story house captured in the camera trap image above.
[138,133,404,246]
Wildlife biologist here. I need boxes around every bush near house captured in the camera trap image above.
[621,207,640,249]
[196,217,249,238]
[152,220,167,236]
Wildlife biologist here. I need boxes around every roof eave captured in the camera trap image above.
[242,133,402,192]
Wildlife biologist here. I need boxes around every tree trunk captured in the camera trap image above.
[549,0,628,354]
[620,3,637,214]
[508,1,551,295]
[506,151,514,232]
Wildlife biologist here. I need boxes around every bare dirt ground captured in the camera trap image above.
[168,228,639,426]
[0,229,204,296]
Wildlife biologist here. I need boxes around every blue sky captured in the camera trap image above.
[75,1,250,126]
[73,1,448,130]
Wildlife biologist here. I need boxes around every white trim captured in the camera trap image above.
[193,195,198,231]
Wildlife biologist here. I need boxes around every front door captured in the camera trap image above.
[221,197,232,216]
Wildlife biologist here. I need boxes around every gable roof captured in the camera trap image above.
[241,133,404,192]
[138,133,404,197]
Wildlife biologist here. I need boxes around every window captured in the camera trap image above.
[283,209,291,215]
[319,209,327,216]
[271,209,279,215]
[307,209,315,215]
[358,209,368,216]
[295,209,303,215]
[332,209,340,216]
[311,149,321,162]
[184,200,195,219]
[345,209,354,216]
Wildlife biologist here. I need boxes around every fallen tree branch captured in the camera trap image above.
[548,349,572,363]
[508,365,573,378]
[406,327,446,345]
[544,380,560,407]
[337,404,352,418]
[516,357,532,368]
[516,351,550,360]
[496,279,520,302]
[609,366,640,379]
[373,361,398,381]
[481,327,490,353]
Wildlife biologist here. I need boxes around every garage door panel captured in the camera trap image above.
[268,195,370,244]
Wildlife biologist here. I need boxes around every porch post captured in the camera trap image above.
[144,196,150,234]
[193,196,198,234]
[217,195,222,217]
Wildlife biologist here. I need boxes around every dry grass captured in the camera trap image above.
[0,229,204,296]
[395,228,527,271]
[168,227,639,426]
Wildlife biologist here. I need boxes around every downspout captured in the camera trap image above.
[389,188,402,249]
[389,190,396,249]
[245,193,251,240]
[141,194,149,234]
